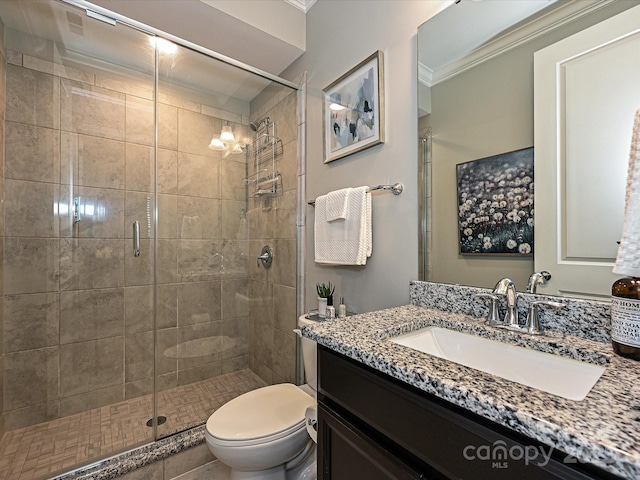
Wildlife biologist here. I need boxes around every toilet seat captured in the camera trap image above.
[206,384,315,447]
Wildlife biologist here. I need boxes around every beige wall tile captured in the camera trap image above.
[60,78,125,140]
[158,194,178,239]
[177,196,220,240]
[177,281,221,326]
[6,49,22,66]
[177,240,221,281]
[177,152,220,199]
[125,378,153,399]
[159,103,178,150]
[125,238,153,286]
[277,139,299,191]
[126,96,153,146]
[7,64,59,129]
[272,329,296,383]
[5,122,60,183]
[71,186,125,239]
[219,239,249,279]
[273,284,296,334]
[5,347,59,410]
[156,328,177,376]
[125,331,153,382]
[59,238,124,290]
[58,384,123,417]
[177,321,223,370]
[23,54,94,84]
[177,109,221,158]
[176,361,222,386]
[4,238,59,294]
[126,191,155,240]
[4,293,59,352]
[158,91,200,113]
[126,142,154,192]
[59,337,124,398]
[274,189,296,239]
[75,134,125,189]
[95,72,154,100]
[222,279,249,320]
[271,239,296,288]
[158,148,178,194]
[249,280,273,327]
[221,200,247,241]
[59,288,124,344]
[220,159,246,202]
[157,284,178,329]
[125,285,153,334]
[221,352,249,373]
[4,400,60,431]
[4,179,59,237]
[158,239,178,284]
[221,316,249,362]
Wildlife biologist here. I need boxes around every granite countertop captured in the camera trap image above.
[302,304,640,479]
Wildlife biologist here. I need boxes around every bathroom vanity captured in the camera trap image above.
[303,282,640,479]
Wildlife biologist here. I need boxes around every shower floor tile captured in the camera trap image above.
[0,369,267,480]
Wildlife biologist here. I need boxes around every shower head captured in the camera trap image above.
[250,117,270,132]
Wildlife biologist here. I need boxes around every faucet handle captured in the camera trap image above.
[473,293,502,326]
[525,300,563,335]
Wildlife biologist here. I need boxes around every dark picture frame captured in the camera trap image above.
[456,147,534,255]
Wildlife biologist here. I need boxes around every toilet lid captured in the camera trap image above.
[206,384,316,442]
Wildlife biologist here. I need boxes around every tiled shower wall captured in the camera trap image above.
[247,88,298,384]
[2,43,255,431]
[0,18,5,439]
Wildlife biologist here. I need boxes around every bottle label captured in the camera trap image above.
[611,297,640,348]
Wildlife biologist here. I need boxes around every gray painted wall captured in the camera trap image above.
[282,1,448,314]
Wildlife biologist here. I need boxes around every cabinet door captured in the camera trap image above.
[318,403,424,480]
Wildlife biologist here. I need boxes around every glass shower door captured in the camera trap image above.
[0,0,158,476]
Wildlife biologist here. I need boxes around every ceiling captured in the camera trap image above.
[419,0,560,86]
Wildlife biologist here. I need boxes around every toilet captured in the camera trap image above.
[205,315,318,480]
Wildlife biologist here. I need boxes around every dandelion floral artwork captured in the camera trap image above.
[456,148,534,255]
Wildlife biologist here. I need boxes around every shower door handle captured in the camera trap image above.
[133,221,140,257]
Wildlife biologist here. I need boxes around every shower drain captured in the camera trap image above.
[146,416,167,427]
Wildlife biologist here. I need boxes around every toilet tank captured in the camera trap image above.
[297,315,318,392]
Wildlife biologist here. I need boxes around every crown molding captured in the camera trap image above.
[285,0,317,13]
[420,0,615,87]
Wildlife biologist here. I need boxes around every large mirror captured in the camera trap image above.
[418,0,640,299]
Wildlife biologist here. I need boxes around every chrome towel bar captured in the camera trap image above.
[307,183,403,206]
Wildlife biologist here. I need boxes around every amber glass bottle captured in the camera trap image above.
[611,277,640,361]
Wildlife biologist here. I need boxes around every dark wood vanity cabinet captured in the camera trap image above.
[317,345,619,480]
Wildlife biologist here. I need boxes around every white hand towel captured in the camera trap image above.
[314,186,372,265]
[614,108,640,276]
[325,188,350,222]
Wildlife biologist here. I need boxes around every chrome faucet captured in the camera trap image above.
[526,271,551,294]
[492,278,520,329]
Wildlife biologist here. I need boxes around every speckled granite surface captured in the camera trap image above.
[303,282,640,479]
[50,427,205,480]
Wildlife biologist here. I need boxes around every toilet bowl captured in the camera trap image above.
[205,315,319,480]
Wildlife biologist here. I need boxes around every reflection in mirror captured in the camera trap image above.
[418,0,639,299]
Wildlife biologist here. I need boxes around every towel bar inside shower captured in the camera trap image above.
[307,183,403,206]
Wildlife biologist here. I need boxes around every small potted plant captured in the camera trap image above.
[316,282,335,318]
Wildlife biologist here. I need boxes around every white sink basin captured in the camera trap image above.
[391,326,606,401]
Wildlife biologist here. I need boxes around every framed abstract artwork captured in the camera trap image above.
[323,51,384,163]
[456,147,534,255]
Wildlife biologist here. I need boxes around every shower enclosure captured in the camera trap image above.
[0,1,301,479]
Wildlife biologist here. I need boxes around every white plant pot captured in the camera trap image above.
[318,297,327,318]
